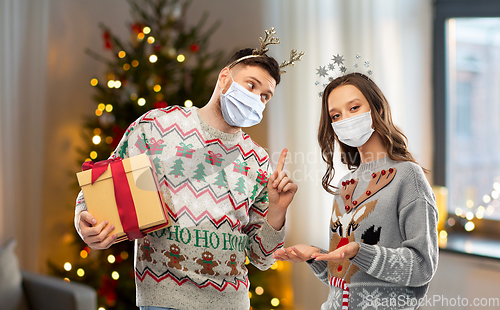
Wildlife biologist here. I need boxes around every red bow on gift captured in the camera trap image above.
[82,157,122,184]
[149,137,164,146]
[208,151,222,159]
[81,157,145,241]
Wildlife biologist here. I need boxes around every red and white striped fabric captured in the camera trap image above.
[330,276,349,310]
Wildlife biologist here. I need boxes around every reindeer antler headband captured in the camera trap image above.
[227,27,305,75]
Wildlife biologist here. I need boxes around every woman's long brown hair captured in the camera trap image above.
[318,73,426,195]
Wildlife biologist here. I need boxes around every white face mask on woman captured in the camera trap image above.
[219,74,265,128]
[331,111,375,147]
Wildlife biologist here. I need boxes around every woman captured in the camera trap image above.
[273,73,438,309]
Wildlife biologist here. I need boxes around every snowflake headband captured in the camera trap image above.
[227,27,305,75]
[315,53,373,97]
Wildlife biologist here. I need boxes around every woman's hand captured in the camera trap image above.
[273,244,319,263]
[311,242,360,261]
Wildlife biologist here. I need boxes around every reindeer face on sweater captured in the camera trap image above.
[328,168,396,283]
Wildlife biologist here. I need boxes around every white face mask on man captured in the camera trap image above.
[219,73,265,128]
[331,111,375,147]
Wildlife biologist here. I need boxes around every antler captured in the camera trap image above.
[279,49,305,74]
[253,27,280,55]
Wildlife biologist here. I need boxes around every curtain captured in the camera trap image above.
[263,1,433,309]
[0,0,50,271]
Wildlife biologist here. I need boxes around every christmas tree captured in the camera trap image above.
[169,158,185,178]
[49,0,292,309]
[234,176,247,195]
[192,162,207,182]
[213,169,228,189]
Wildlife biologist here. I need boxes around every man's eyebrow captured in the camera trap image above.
[248,76,274,97]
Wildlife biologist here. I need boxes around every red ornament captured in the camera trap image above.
[98,275,118,306]
[111,125,126,149]
[131,23,143,34]
[337,265,343,272]
[345,194,350,200]
[381,170,386,175]
[350,179,355,184]
[189,43,200,53]
[372,173,377,178]
[366,190,371,196]
[342,181,346,186]
[389,168,394,173]
[353,200,358,206]
[103,31,113,50]
[154,44,162,51]
[154,101,168,109]
[345,205,350,211]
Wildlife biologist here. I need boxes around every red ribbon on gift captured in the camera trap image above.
[82,158,145,241]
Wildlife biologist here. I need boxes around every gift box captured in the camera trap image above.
[204,151,224,167]
[175,142,195,158]
[256,169,269,186]
[76,154,170,243]
[233,159,250,176]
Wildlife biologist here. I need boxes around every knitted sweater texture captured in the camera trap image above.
[308,156,439,310]
[75,106,285,310]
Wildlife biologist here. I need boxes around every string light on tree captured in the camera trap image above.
[177,54,185,62]
[90,78,98,86]
[149,54,158,63]
[138,98,146,106]
[147,37,155,44]
[64,262,72,271]
[184,100,193,107]
[143,26,151,34]
[111,271,120,280]
[92,135,101,145]
[80,250,88,259]
[118,51,126,58]
[77,268,85,277]
[107,255,116,264]
[271,298,280,307]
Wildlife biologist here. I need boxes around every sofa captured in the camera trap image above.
[0,238,97,310]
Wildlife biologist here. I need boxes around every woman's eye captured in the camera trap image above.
[247,82,254,89]
[331,114,340,121]
[351,106,359,111]
[261,94,269,101]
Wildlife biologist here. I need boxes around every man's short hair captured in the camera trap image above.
[224,48,281,85]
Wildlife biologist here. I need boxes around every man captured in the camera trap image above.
[75,31,302,309]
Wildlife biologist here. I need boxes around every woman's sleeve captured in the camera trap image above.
[307,247,331,286]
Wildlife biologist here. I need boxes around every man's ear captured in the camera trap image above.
[218,67,231,91]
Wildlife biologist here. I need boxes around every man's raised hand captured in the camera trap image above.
[266,148,298,230]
